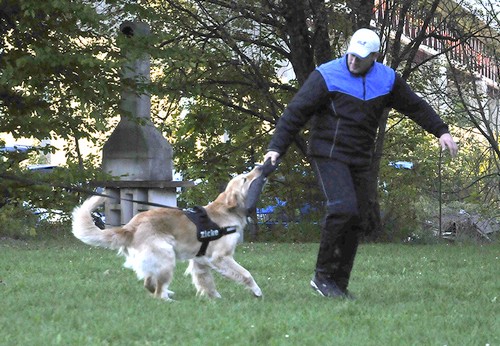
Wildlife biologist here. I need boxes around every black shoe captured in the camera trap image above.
[310,274,346,298]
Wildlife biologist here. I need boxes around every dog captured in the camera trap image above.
[72,166,263,301]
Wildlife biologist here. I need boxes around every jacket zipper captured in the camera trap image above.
[362,76,366,100]
[329,100,340,157]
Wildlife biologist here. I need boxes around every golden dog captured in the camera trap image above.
[72,167,263,301]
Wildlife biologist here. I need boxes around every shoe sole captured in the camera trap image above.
[310,280,326,297]
[310,280,349,299]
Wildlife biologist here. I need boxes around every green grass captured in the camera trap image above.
[1,236,498,345]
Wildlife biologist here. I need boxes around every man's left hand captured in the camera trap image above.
[439,133,458,158]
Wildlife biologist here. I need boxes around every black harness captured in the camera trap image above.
[183,206,237,257]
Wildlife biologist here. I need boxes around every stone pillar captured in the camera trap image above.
[101,21,192,226]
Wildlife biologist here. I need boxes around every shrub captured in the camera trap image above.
[0,203,71,240]
[0,204,39,238]
[252,221,321,243]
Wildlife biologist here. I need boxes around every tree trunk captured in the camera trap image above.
[347,0,375,30]
[364,108,391,240]
[309,0,333,64]
[281,0,315,84]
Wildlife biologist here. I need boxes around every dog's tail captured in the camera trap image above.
[72,196,133,250]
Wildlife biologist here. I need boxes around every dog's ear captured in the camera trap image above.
[225,190,241,209]
[224,174,248,209]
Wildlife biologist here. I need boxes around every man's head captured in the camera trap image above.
[346,28,380,75]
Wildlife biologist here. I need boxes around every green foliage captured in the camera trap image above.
[0,203,39,238]
[1,0,127,216]
[1,0,497,242]
[0,0,123,142]
[0,202,72,239]
[145,0,311,207]
[254,221,321,243]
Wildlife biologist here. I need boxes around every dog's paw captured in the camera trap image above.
[161,296,175,302]
[197,290,222,299]
[160,289,175,301]
[205,291,222,299]
[252,287,263,298]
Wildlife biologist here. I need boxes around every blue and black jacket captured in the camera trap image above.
[267,55,450,167]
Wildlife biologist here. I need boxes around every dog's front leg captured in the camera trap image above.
[211,256,262,297]
[185,260,221,298]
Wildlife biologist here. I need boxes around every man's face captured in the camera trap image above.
[347,53,378,75]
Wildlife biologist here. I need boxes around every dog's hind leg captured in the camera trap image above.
[155,271,174,301]
[211,256,262,297]
[144,276,155,293]
[141,243,176,301]
[185,259,221,298]
[144,275,175,300]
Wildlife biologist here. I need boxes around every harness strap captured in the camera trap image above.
[183,206,238,257]
[196,226,237,257]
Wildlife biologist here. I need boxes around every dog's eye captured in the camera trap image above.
[242,178,247,183]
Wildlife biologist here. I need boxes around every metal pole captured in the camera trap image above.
[438,146,442,238]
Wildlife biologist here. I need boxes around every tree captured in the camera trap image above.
[1,0,497,238]
[0,0,122,148]
[371,0,499,239]
[152,0,499,237]
[439,3,499,208]
[145,0,387,216]
[0,0,132,212]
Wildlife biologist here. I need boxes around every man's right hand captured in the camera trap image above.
[263,151,281,165]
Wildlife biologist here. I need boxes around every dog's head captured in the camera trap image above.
[223,166,262,209]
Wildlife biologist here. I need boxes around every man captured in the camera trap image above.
[263,28,458,298]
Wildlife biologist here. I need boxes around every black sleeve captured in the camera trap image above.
[390,74,449,138]
[267,70,330,155]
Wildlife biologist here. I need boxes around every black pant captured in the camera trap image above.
[312,158,371,291]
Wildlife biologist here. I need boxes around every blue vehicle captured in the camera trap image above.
[256,197,318,228]
[388,161,414,170]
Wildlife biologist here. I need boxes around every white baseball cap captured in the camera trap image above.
[346,28,380,58]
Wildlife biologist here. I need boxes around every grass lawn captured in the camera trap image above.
[0,235,498,345]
